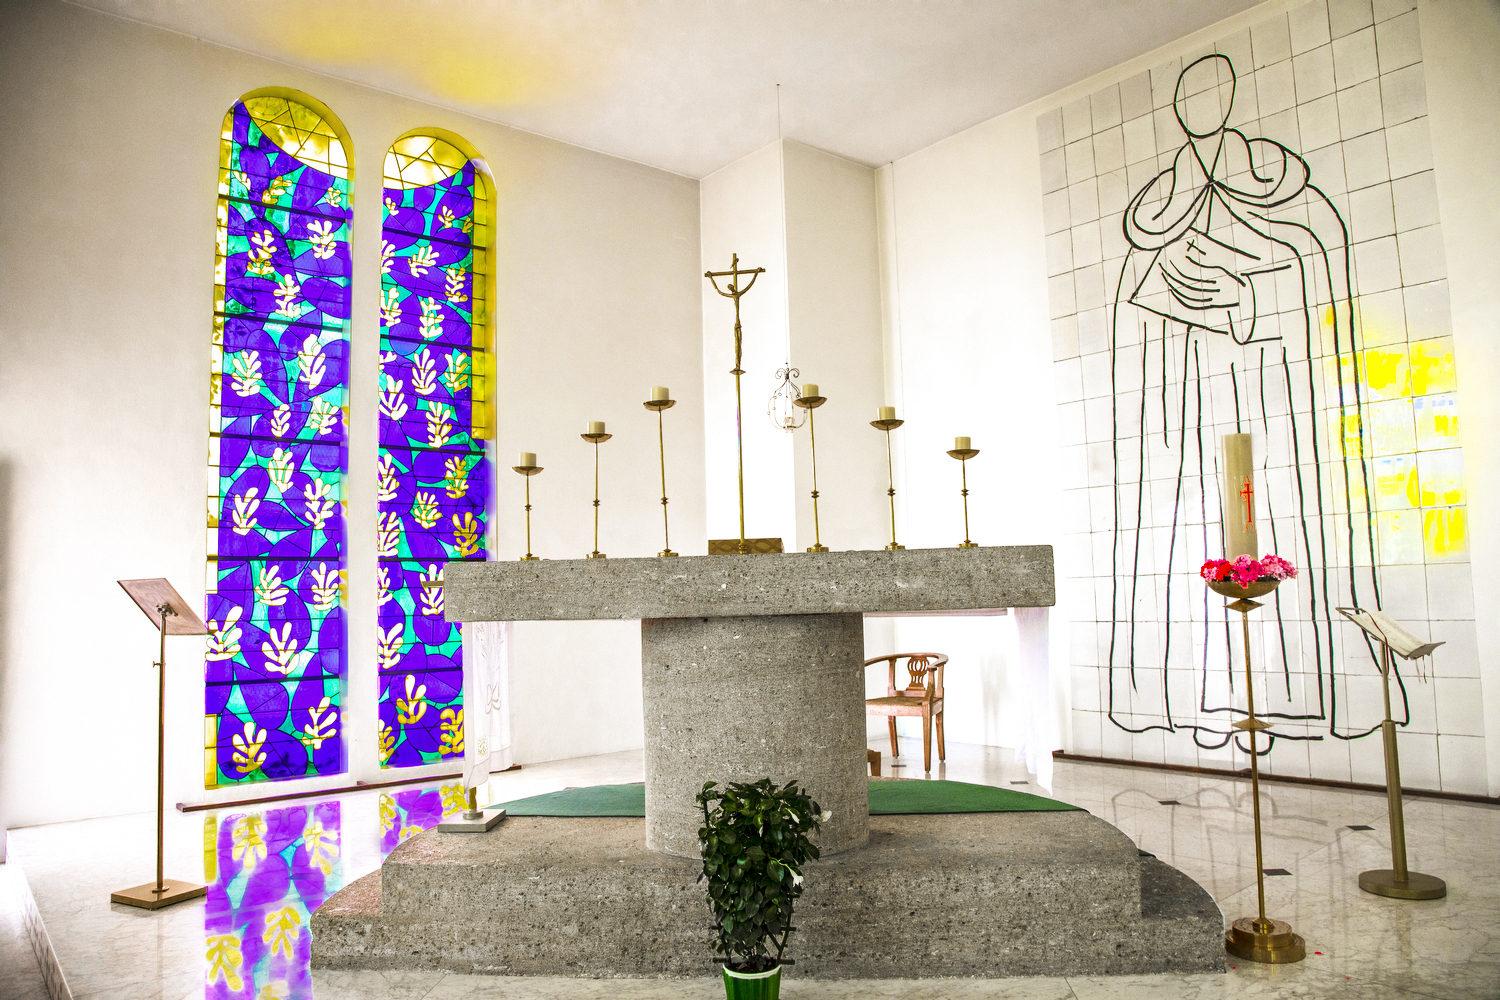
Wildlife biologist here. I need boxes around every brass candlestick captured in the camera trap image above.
[706,254,766,555]
[644,393,678,557]
[1336,607,1447,900]
[511,462,543,561]
[871,411,905,551]
[792,390,828,552]
[946,445,980,548]
[581,428,612,558]
[1209,577,1305,965]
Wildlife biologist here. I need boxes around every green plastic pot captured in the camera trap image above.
[722,963,781,1000]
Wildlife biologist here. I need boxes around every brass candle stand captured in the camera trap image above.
[946,445,980,548]
[871,413,905,550]
[792,390,828,552]
[705,254,765,555]
[511,462,543,561]
[1336,607,1447,900]
[644,394,679,557]
[1208,577,1305,965]
[581,428,612,558]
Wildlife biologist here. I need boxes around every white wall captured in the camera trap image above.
[874,111,1073,755]
[780,142,890,556]
[1420,0,1500,796]
[0,0,701,826]
[875,0,1500,794]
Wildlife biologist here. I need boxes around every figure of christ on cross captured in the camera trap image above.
[704,253,766,555]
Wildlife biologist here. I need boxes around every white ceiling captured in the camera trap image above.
[73,0,1263,178]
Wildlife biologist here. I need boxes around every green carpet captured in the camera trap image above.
[494,779,1079,817]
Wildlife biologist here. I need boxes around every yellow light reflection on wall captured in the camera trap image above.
[1409,338,1457,396]
[1423,507,1467,561]
[1413,393,1461,450]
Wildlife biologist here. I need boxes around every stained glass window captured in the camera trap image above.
[206,95,351,787]
[377,134,491,767]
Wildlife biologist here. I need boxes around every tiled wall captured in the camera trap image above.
[1038,0,1484,794]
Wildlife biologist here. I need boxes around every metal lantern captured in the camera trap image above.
[768,366,806,432]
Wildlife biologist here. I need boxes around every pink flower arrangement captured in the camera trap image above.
[1200,554,1298,587]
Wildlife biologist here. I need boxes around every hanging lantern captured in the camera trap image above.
[768,366,806,432]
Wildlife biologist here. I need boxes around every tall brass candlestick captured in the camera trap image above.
[1209,577,1305,964]
[512,454,542,561]
[946,436,979,548]
[705,254,765,555]
[581,423,612,558]
[644,388,678,557]
[871,406,905,551]
[792,383,828,552]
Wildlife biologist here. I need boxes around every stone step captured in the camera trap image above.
[311,811,1224,978]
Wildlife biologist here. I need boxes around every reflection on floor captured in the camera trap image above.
[4,739,1498,999]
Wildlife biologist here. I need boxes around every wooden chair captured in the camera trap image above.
[865,652,949,773]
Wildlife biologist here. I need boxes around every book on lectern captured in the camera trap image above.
[1336,606,1443,661]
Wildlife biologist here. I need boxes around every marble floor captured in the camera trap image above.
[2,740,1497,1000]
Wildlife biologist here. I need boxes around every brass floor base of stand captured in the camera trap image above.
[807,544,829,552]
[1224,916,1305,963]
[436,808,507,833]
[111,879,206,910]
[885,543,905,550]
[958,541,978,548]
[586,552,607,559]
[658,550,678,557]
[1359,869,1447,899]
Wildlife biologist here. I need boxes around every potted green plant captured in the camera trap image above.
[696,778,824,1000]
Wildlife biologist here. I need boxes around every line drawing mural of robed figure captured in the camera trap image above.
[1108,53,1391,748]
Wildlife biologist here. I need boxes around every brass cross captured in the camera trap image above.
[705,253,765,375]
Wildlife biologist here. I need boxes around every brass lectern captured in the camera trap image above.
[113,578,208,909]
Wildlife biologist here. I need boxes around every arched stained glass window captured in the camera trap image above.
[376,133,491,768]
[206,94,352,787]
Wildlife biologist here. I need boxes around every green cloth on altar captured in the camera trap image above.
[492,779,1080,817]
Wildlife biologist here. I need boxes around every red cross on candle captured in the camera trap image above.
[1239,477,1255,530]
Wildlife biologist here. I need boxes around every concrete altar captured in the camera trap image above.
[444,545,1054,857]
[310,546,1226,979]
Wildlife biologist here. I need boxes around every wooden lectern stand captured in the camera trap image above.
[112,578,208,910]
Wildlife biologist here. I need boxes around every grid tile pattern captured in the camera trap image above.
[1037,0,1481,793]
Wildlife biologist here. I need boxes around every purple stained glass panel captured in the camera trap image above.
[378,148,489,768]
[207,98,351,788]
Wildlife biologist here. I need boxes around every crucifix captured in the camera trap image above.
[705,253,766,555]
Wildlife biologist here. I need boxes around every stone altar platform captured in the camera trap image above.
[445,546,1054,857]
[310,810,1225,977]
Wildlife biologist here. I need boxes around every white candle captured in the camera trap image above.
[519,451,536,467]
[955,436,971,450]
[802,383,819,398]
[588,420,606,435]
[1222,433,1258,559]
[651,386,669,401]
[878,406,896,421]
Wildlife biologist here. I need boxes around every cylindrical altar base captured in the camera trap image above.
[641,612,869,858]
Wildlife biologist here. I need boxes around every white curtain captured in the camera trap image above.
[461,619,513,792]
[1012,606,1057,790]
